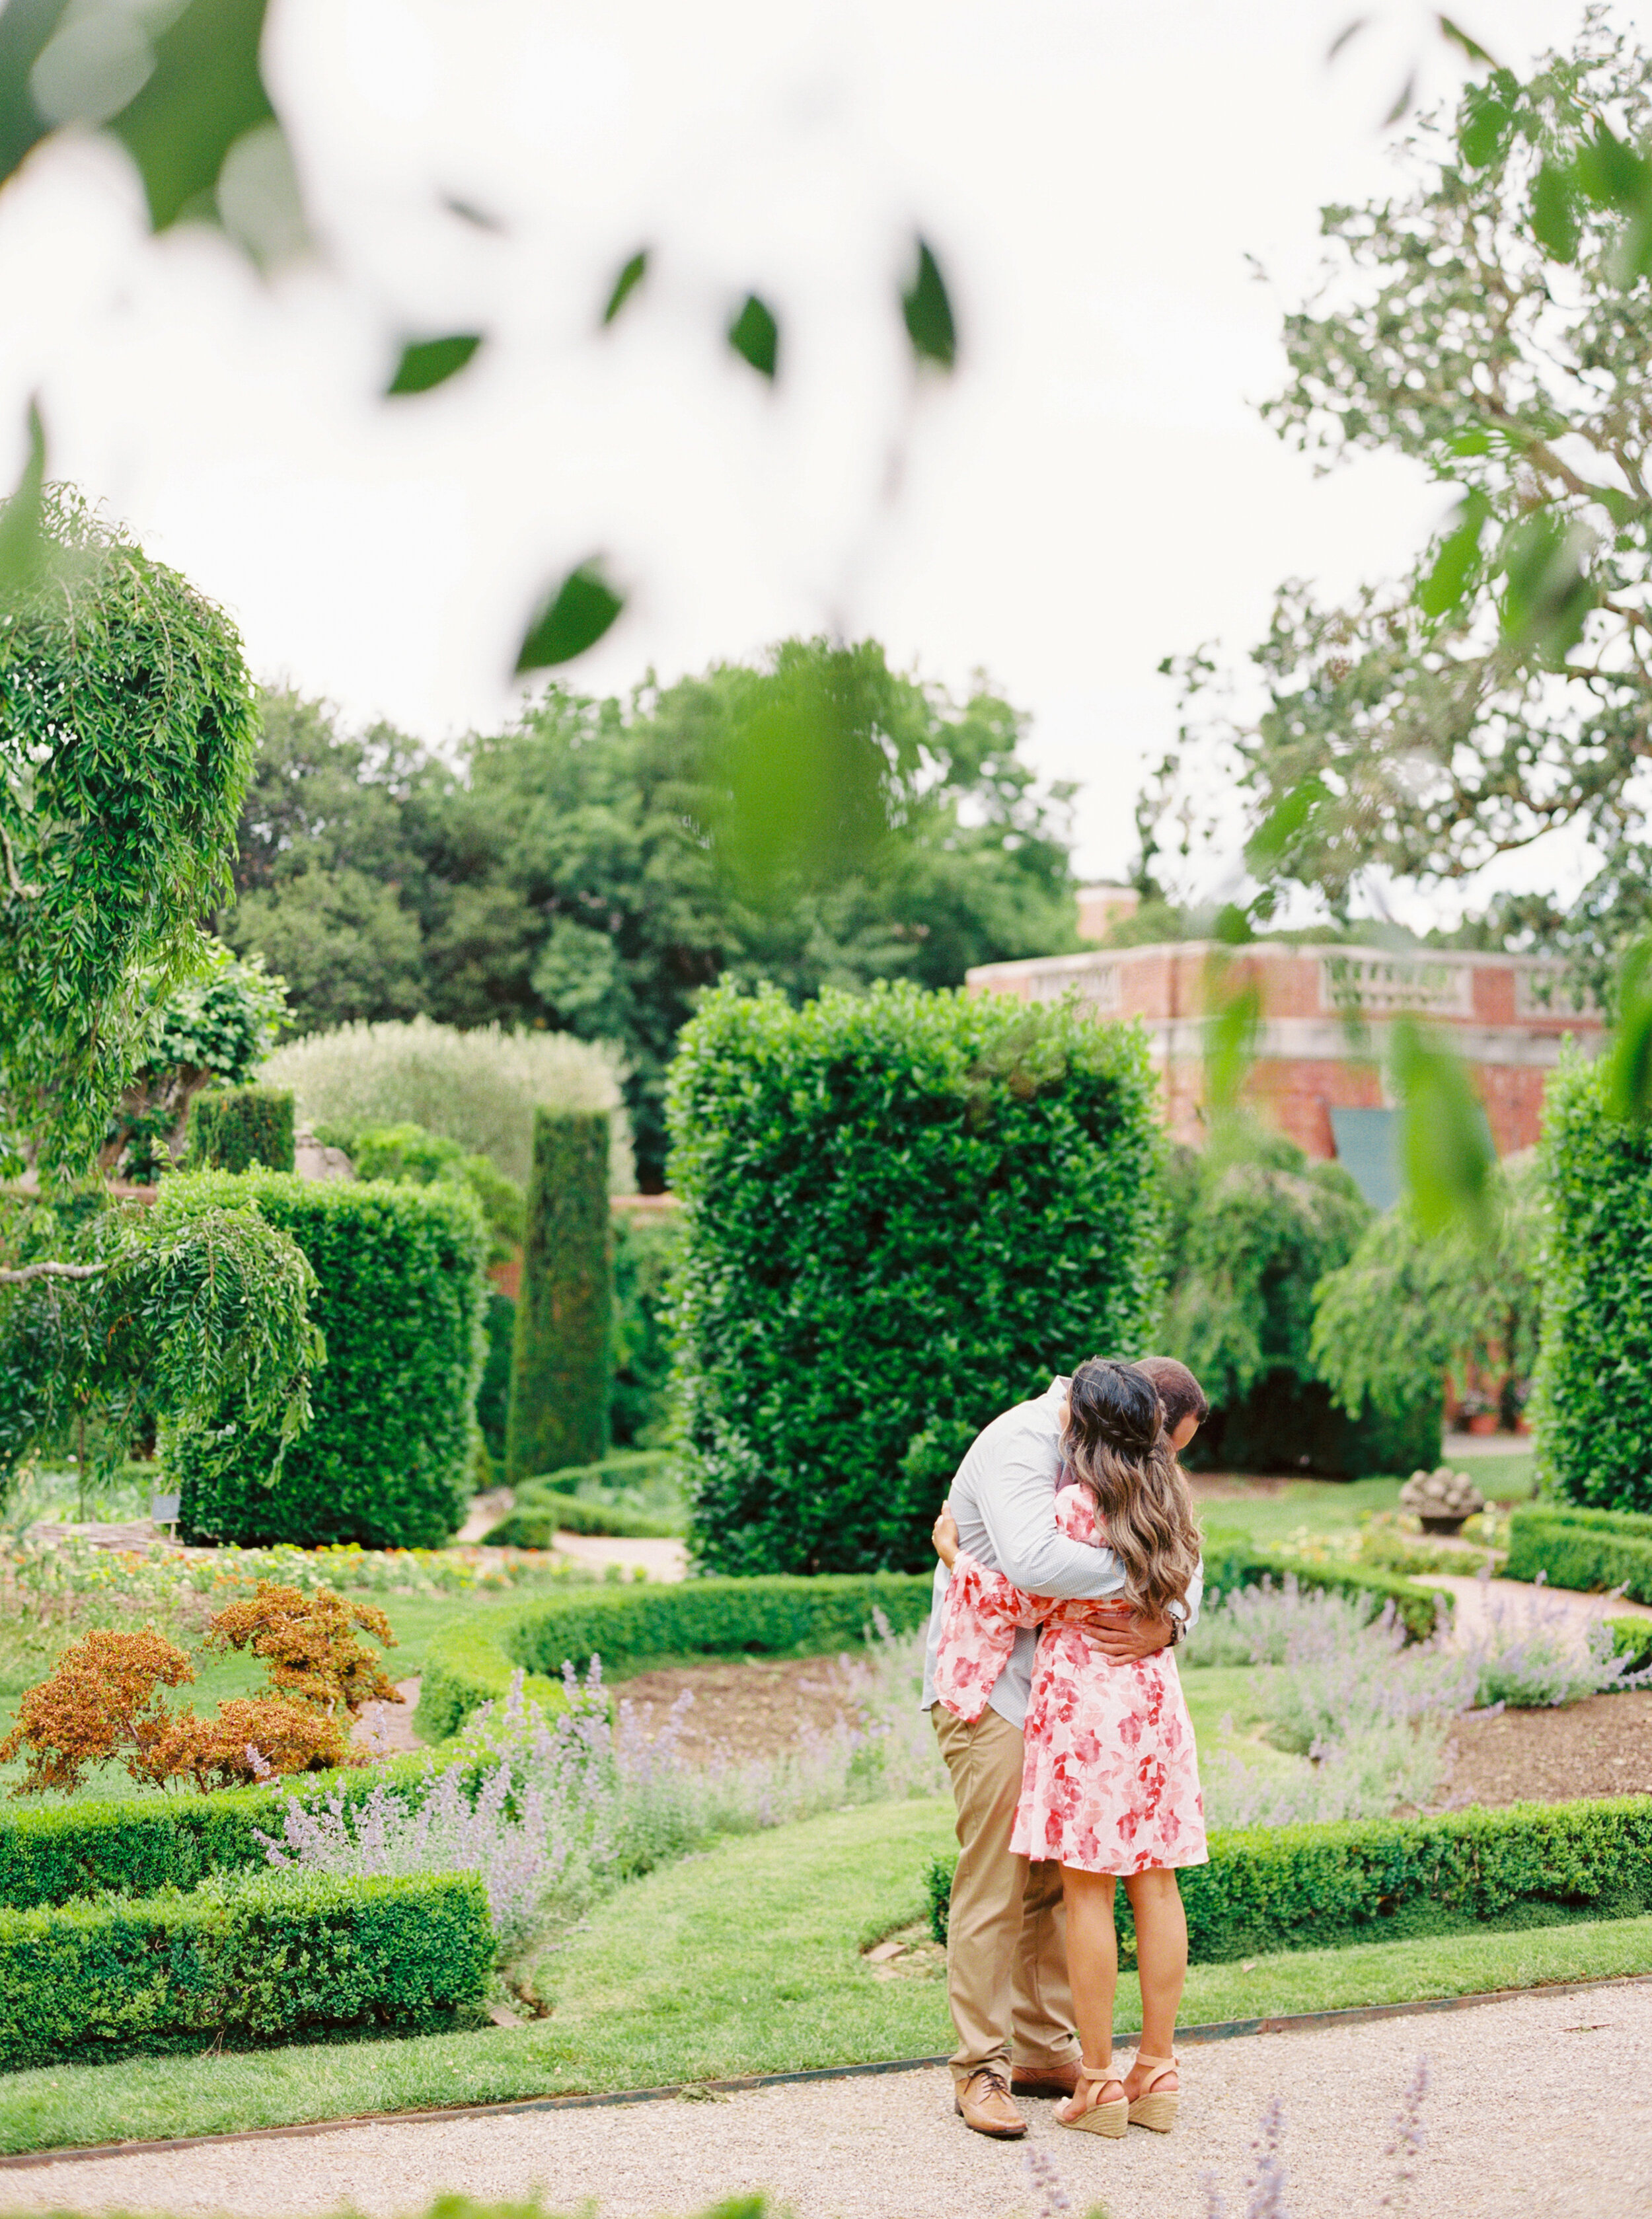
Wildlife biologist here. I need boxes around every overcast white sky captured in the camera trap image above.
[0,0,1633,899]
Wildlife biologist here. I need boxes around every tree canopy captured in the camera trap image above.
[1,490,260,1183]
[1159,14,1652,981]
[223,641,1080,1182]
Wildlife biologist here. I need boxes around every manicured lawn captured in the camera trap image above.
[1195,1456,1536,1555]
[3,1795,1648,2156]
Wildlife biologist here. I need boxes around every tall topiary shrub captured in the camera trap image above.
[668,981,1165,1575]
[163,1174,488,1547]
[506,1110,613,1482]
[185,1086,295,1174]
[1530,1045,1652,1513]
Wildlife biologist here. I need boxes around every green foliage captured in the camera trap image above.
[1312,1157,1544,1433]
[1162,1123,1430,1476]
[1608,1616,1652,1671]
[1530,1048,1652,1513]
[0,1190,321,1500]
[420,1573,934,1738]
[185,1085,295,1174]
[165,1172,487,1549]
[412,1620,570,1746]
[611,1211,682,1447]
[506,1110,612,1484]
[1154,19,1652,980]
[336,1122,523,1261]
[1505,1506,1652,1604]
[670,981,1165,1575]
[924,1795,1652,1959]
[0,489,259,1184]
[227,654,1080,1185]
[108,942,290,1182]
[262,1016,632,1193]
[0,1749,463,1911]
[476,1288,515,1464]
[0,1866,492,2068]
[487,1451,687,1540]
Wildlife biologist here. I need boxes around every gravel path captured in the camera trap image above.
[7,1981,1649,2219]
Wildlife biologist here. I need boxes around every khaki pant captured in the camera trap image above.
[931,1702,1078,2087]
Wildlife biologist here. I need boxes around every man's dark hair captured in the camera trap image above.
[1134,1355,1209,1433]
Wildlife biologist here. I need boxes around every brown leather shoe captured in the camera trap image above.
[954,2068,1028,2138]
[1011,2058,1081,2098]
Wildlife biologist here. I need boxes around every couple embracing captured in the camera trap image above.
[922,1354,1209,2143]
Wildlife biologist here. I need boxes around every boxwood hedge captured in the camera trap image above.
[1530,1049,1652,1514]
[1505,1504,1652,1604]
[0,1867,491,2069]
[163,1172,488,1548]
[667,981,1166,1575]
[926,1795,1652,1960]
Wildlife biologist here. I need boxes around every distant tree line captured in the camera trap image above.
[219,640,1082,1185]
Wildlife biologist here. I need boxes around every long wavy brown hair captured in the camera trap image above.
[1061,1357,1201,1620]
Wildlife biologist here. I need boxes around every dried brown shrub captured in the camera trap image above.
[143,1695,356,1791]
[0,1628,194,1795]
[203,1581,398,1716]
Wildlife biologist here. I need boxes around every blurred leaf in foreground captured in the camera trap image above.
[0,0,73,186]
[728,294,778,379]
[387,334,484,398]
[902,237,956,370]
[1605,939,1652,1122]
[0,401,48,605]
[1203,972,1262,1117]
[603,248,648,325]
[110,0,278,231]
[1390,1015,1496,1242]
[515,561,624,673]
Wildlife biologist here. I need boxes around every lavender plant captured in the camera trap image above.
[1462,1569,1652,1708]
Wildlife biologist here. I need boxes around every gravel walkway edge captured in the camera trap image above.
[7,1969,1647,2172]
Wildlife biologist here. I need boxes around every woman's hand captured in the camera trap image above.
[932,1504,960,1569]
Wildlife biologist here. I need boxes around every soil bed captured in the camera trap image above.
[1443,1689,1652,1808]
[610,1655,860,1763]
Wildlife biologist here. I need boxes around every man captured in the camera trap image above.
[922,1359,1207,2140]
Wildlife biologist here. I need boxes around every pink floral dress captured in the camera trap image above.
[933,1485,1207,1877]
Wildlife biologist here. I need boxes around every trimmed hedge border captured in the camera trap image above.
[420,1549,1444,1744]
[0,1867,491,2071]
[418,1574,937,1741]
[925,1795,1652,1961]
[1201,1531,1445,1640]
[1506,1506,1652,1604]
[0,1752,472,1913]
[484,1493,683,1544]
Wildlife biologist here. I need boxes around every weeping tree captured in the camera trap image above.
[0,490,320,1497]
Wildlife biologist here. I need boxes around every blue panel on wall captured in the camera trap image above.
[1330,1106,1402,1213]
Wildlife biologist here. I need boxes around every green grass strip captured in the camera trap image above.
[5,1799,1652,2154]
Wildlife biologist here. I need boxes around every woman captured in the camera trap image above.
[931,1357,1205,2138]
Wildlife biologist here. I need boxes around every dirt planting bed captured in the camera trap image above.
[1443,1689,1652,1807]
[610,1655,862,1763]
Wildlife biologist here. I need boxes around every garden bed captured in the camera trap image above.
[1444,1690,1652,1809]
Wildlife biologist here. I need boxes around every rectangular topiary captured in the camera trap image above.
[1530,1047,1652,1514]
[926,1795,1652,1959]
[161,1172,488,1548]
[185,1086,296,1173]
[506,1109,613,1482]
[484,1493,683,1544]
[0,1867,492,2069]
[1505,1507,1652,1604]
[667,981,1166,1575]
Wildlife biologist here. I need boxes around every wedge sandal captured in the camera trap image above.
[1055,2062,1129,2138]
[1125,2051,1180,2132]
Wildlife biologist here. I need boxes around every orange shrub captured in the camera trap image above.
[204,1581,398,1716]
[0,1627,364,1797]
[144,1696,356,1792]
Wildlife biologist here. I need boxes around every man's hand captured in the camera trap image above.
[932,1504,960,1569]
[1082,1605,1175,1661]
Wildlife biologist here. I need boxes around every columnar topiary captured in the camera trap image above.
[1531,1045,1652,1513]
[506,1110,613,1482]
[185,1086,295,1174]
[668,981,1166,1575]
